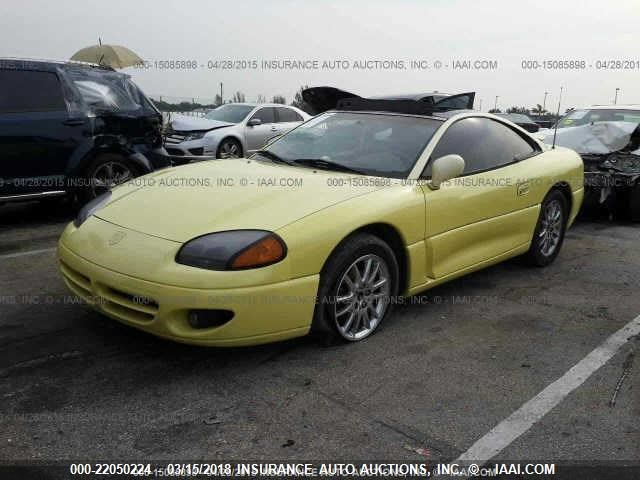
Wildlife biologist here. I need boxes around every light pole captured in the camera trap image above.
[220,82,224,105]
[494,95,499,111]
[543,91,548,112]
[614,87,620,105]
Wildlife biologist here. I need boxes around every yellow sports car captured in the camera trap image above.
[58,92,584,346]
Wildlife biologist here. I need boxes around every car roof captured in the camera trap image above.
[217,103,300,108]
[581,105,640,110]
[0,57,115,73]
[496,112,535,121]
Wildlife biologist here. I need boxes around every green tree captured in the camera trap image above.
[506,106,530,114]
[532,103,546,115]
[230,91,246,103]
[272,95,286,104]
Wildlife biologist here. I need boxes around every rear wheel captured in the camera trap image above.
[78,153,137,204]
[524,189,568,266]
[216,138,242,159]
[312,233,399,343]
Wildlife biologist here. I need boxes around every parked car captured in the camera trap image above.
[554,105,640,129]
[164,103,310,161]
[0,58,171,204]
[533,119,555,129]
[495,113,540,132]
[59,88,583,346]
[538,105,640,219]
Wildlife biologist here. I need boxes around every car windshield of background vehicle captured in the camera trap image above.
[262,112,442,178]
[557,109,640,128]
[204,104,255,123]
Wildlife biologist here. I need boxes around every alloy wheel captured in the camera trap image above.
[219,141,240,158]
[334,254,391,341]
[539,199,563,256]
[92,161,133,197]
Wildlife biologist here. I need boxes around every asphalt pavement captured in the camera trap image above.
[0,201,638,466]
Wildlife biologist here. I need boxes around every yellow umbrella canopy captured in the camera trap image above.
[70,44,143,69]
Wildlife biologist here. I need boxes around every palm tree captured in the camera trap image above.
[532,104,546,116]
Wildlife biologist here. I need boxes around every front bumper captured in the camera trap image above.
[58,242,318,347]
[164,138,218,164]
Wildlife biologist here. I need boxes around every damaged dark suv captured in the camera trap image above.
[0,58,171,205]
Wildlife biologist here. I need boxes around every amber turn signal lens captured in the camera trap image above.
[230,235,286,269]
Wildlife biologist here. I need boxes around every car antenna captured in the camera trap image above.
[551,86,563,149]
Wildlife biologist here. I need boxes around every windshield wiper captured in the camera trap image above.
[253,150,296,166]
[293,158,365,174]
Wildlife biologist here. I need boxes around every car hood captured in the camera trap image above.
[538,121,640,155]
[169,114,235,132]
[95,160,382,242]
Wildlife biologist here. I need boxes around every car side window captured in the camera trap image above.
[249,107,275,124]
[425,117,537,177]
[0,70,66,113]
[276,107,303,123]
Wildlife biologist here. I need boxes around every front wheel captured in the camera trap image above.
[523,189,568,267]
[216,138,242,159]
[312,233,399,343]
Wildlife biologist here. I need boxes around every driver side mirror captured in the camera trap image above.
[428,154,465,190]
[247,118,262,127]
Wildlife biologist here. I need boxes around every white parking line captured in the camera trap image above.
[456,314,640,465]
[0,247,57,260]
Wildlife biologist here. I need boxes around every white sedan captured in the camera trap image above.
[164,103,310,160]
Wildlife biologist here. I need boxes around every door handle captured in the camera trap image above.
[63,119,85,126]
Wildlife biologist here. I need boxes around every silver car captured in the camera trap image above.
[164,103,310,160]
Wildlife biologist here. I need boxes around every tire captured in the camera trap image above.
[78,153,138,204]
[311,233,399,344]
[628,183,640,222]
[523,189,568,267]
[216,138,242,159]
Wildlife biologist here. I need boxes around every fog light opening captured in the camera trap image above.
[188,309,234,329]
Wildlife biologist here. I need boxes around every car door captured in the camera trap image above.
[421,116,542,279]
[274,106,304,139]
[0,68,85,196]
[244,107,277,153]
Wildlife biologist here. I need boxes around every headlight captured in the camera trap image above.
[175,230,287,270]
[74,191,112,227]
[185,131,206,141]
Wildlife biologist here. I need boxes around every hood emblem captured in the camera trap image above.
[108,231,127,246]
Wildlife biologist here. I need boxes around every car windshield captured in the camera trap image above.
[557,109,640,128]
[66,69,145,112]
[204,104,254,123]
[260,112,442,178]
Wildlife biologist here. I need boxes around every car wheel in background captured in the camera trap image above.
[216,138,242,159]
[312,233,399,343]
[79,153,137,204]
[524,189,568,267]
[628,183,640,222]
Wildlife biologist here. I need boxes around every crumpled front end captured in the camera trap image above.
[540,121,640,219]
